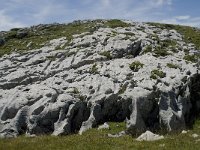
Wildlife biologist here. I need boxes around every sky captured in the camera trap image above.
[0,0,199,31]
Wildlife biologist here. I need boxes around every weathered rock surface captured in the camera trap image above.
[0,20,200,138]
[98,122,110,130]
[108,131,126,138]
[136,131,164,141]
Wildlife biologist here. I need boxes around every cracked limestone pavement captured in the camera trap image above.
[0,20,200,138]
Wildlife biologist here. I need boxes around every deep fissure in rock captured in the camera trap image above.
[186,73,200,128]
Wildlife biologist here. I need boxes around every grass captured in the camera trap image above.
[167,63,180,69]
[184,54,198,63]
[142,40,176,57]
[2,121,200,150]
[150,69,166,79]
[90,63,98,74]
[1,20,199,58]
[142,45,153,54]
[100,51,112,60]
[148,22,200,50]
[129,61,144,72]
[0,20,102,57]
[104,19,131,28]
[118,84,128,94]
[0,19,131,57]
[153,46,170,57]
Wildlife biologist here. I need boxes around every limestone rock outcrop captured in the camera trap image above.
[0,20,200,138]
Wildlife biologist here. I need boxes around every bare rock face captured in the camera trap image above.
[0,20,200,138]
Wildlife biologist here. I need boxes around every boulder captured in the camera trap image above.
[98,122,110,130]
[16,30,28,39]
[136,131,164,141]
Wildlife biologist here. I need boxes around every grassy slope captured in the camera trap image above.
[0,20,130,57]
[148,22,200,49]
[1,20,200,63]
[1,121,200,150]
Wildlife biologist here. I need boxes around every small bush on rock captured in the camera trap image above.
[129,61,144,72]
[153,46,170,57]
[150,69,166,79]
[184,54,197,63]
[118,84,128,94]
[105,19,130,28]
[142,45,152,54]
[100,51,112,60]
[167,63,180,69]
[90,63,98,74]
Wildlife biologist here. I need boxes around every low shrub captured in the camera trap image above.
[150,69,166,79]
[100,51,112,60]
[167,63,180,69]
[129,61,144,72]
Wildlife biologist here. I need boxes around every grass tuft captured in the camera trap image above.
[150,69,166,79]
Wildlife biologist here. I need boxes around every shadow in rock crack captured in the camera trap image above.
[186,73,200,128]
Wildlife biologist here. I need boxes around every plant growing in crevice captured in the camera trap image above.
[184,54,197,63]
[150,69,166,79]
[55,45,62,50]
[78,95,87,101]
[118,84,128,94]
[100,51,112,60]
[153,46,170,57]
[46,55,56,61]
[73,87,80,94]
[142,45,152,54]
[167,63,180,69]
[90,63,99,74]
[129,61,144,72]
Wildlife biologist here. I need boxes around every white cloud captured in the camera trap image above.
[1,0,199,31]
[0,10,26,31]
[32,3,68,23]
[101,0,111,7]
[175,15,190,20]
[152,0,172,6]
[160,16,200,27]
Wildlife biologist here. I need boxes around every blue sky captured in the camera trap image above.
[0,0,199,31]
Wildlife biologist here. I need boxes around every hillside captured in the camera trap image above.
[0,19,200,140]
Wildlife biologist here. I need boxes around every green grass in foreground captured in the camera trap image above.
[1,121,200,150]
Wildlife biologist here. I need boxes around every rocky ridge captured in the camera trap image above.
[0,20,200,138]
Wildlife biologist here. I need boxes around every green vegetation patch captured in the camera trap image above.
[90,63,98,74]
[148,22,200,50]
[100,51,112,60]
[183,54,199,63]
[161,39,177,48]
[105,19,131,28]
[167,63,180,69]
[46,55,57,61]
[118,84,128,94]
[129,61,144,72]
[2,121,200,150]
[150,69,166,79]
[153,46,170,57]
[142,45,153,54]
[0,20,103,57]
[142,40,176,57]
